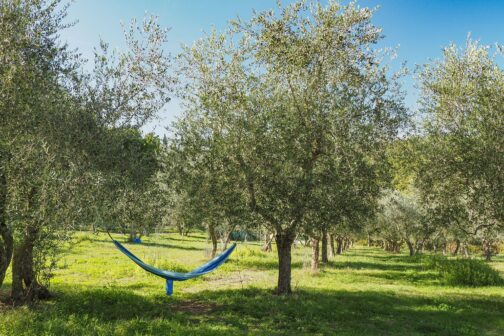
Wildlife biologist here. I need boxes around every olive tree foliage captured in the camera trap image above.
[415,39,504,259]
[163,127,253,258]
[84,17,174,128]
[372,190,427,256]
[173,1,406,294]
[91,131,165,242]
[0,0,173,303]
[0,0,86,300]
[303,155,381,269]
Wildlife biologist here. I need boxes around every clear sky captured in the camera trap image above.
[60,0,504,136]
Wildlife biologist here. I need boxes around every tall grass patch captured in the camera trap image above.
[425,256,504,287]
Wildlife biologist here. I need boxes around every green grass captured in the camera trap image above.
[1,232,503,335]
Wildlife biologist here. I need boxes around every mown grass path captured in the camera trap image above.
[1,233,503,335]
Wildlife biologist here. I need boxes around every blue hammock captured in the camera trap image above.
[111,238,236,295]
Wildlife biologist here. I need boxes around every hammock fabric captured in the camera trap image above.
[111,238,236,295]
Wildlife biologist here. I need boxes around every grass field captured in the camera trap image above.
[1,232,503,335]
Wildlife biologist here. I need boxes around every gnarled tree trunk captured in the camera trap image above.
[11,228,50,305]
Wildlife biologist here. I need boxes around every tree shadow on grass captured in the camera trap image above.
[326,260,424,272]
[71,235,204,252]
[228,259,303,271]
[159,235,206,242]
[359,270,440,285]
[0,288,231,335]
[191,287,504,335]
[127,241,203,251]
[0,288,504,335]
[5,286,502,335]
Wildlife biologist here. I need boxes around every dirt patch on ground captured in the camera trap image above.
[182,272,260,294]
[172,300,217,315]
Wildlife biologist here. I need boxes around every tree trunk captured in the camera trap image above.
[128,229,136,242]
[275,232,294,295]
[343,238,349,251]
[0,224,12,288]
[406,240,414,256]
[262,233,274,252]
[0,171,13,288]
[415,241,423,255]
[329,234,335,257]
[311,237,320,271]
[483,241,493,261]
[321,229,328,263]
[452,239,461,256]
[463,243,470,257]
[336,238,343,255]
[11,232,50,305]
[222,231,232,251]
[222,222,237,251]
[11,244,25,304]
[208,224,217,258]
[367,233,371,247]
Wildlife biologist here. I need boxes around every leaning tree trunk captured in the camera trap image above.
[321,229,328,263]
[275,232,295,295]
[222,231,232,251]
[222,222,237,251]
[311,237,320,271]
[208,224,218,258]
[329,234,335,257]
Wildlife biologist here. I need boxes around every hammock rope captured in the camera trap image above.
[109,235,236,295]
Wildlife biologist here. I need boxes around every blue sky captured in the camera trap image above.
[60,0,504,136]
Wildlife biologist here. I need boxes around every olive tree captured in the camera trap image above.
[174,1,406,294]
[416,39,504,259]
[0,0,173,303]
